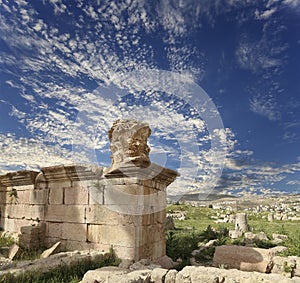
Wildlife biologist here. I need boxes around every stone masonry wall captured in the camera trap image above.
[0,120,178,261]
[0,164,176,261]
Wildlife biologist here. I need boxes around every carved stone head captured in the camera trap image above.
[108,119,151,167]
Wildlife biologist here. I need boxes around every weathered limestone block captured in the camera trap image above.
[86,204,138,226]
[19,224,46,249]
[8,244,21,260]
[62,223,87,241]
[30,189,48,205]
[47,222,63,239]
[12,188,31,204]
[289,256,300,277]
[271,256,297,278]
[40,241,61,258]
[3,204,44,220]
[44,204,86,223]
[99,224,137,247]
[165,269,178,283]
[48,181,71,204]
[81,266,129,283]
[213,245,273,273]
[178,266,300,283]
[104,184,146,206]
[151,268,168,283]
[88,188,104,205]
[64,185,89,205]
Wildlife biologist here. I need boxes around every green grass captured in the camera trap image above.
[0,235,14,248]
[0,249,121,283]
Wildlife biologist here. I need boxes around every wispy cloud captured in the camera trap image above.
[249,95,281,121]
[0,0,298,197]
[255,7,277,19]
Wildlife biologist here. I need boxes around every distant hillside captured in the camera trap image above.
[168,193,237,202]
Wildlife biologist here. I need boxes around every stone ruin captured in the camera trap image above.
[229,212,249,239]
[0,119,178,261]
[235,213,249,233]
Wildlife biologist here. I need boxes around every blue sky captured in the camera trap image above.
[0,0,299,197]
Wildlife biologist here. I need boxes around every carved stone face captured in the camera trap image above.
[108,119,151,166]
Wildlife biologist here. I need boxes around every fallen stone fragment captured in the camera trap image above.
[40,241,61,259]
[8,244,21,260]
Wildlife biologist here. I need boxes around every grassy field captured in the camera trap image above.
[166,204,300,267]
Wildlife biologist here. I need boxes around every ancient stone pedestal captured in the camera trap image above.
[235,213,249,232]
[102,119,178,260]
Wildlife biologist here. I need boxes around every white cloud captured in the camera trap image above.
[283,0,300,8]
[249,95,281,121]
[255,8,277,20]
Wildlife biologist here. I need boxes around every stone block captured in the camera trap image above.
[104,184,145,206]
[64,240,93,251]
[48,184,65,205]
[15,190,30,204]
[2,204,44,220]
[165,269,178,283]
[87,224,102,243]
[86,204,139,226]
[81,266,129,283]
[30,189,48,205]
[86,205,114,225]
[99,224,136,247]
[45,204,86,223]
[88,188,104,205]
[271,256,297,277]
[143,192,166,213]
[151,268,168,283]
[47,222,63,238]
[62,223,87,241]
[213,245,273,273]
[64,186,89,205]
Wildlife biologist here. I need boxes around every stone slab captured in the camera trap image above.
[213,245,273,273]
[40,241,61,258]
[8,244,21,260]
